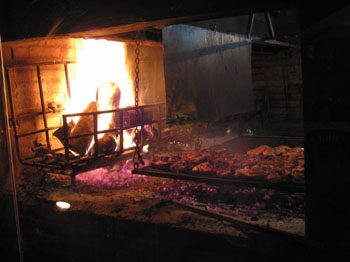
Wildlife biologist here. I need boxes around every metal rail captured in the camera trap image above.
[132,167,305,192]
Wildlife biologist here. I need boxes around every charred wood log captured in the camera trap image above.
[89,133,118,156]
[53,121,74,144]
[68,101,97,155]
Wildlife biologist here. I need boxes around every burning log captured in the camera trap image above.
[53,122,74,144]
[69,101,98,155]
[97,82,121,111]
[89,133,118,156]
[55,82,121,156]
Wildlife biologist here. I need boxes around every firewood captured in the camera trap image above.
[53,121,74,144]
[89,133,117,155]
[69,101,97,155]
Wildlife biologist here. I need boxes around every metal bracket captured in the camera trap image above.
[246,13,255,39]
[247,11,276,40]
[264,11,276,39]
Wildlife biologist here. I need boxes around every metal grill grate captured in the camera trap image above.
[4,60,166,184]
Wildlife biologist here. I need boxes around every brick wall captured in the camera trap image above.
[3,37,77,63]
[251,48,303,122]
[2,37,78,158]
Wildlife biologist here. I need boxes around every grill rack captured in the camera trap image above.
[5,60,166,184]
[132,167,305,192]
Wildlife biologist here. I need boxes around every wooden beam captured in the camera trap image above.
[64,8,270,39]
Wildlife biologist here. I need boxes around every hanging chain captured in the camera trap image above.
[133,31,144,169]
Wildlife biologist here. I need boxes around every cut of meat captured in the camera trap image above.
[234,165,269,180]
[150,144,304,184]
[215,169,232,177]
[170,160,193,172]
[192,162,214,174]
[282,146,304,159]
[263,145,291,156]
[247,145,271,155]
[151,159,170,169]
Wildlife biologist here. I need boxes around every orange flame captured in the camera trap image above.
[64,39,137,154]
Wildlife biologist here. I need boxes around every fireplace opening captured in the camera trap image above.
[3,37,166,184]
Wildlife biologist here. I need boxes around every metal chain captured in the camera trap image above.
[133,31,144,169]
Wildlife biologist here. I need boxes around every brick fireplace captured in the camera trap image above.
[2,36,166,183]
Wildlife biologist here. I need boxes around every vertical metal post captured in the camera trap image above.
[247,13,255,39]
[157,104,162,143]
[0,34,24,262]
[93,113,98,158]
[140,106,145,147]
[64,63,71,99]
[119,110,124,153]
[264,12,275,39]
[4,67,23,163]
[63,115,69,162]
[36,65,51,150]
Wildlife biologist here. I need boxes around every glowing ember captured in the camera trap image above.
[76,167,149,189]
[76,159,151,189]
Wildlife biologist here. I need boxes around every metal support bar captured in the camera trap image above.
[158,104,162,143]
[264,12,275,39]
[119,111,124,153]
[132,167,305,192]
[247,13,255,39]
[93,113,98,157]
[36,65,51,150]
[17,126,61,138]
[64,63,72,99]
[6,60,75,68]
[0,33,24,262]
[4,67,23,163]
[63,115,70,163]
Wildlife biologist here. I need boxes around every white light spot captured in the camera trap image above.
[56,201,71,211]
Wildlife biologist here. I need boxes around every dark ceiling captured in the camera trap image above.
[0,1,348,42]
[2,0,298,41]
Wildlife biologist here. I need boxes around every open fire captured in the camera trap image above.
[2,36,165,181]
[61,39,138,156]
